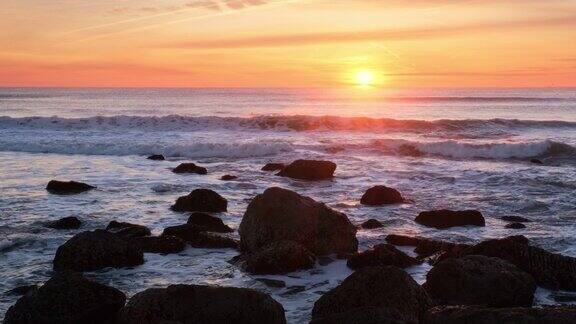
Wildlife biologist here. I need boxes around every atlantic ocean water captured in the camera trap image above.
[1,87,576,321]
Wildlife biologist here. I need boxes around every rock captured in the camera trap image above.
[506,222,526,229]
[347,244,420,270]
[106,221,151,238]
[220,174,237,181]
[187,212,233,233]
[261,163,285,171]
[53,230,144,271]
[171,189,227,212]
[423,305,576,324]
[4,271,126,324]
[360,186,404,205]
[276,160,336,180]
[311,266,432,323]
[360,219,384,229]
[118,284,286,324]
[310,306,409,324]
[147,154,165,161]
[5,285,38,296]
[238,241,316,274]
[398,144,424,157]
[256,278,286,288]
[423,255,536,307]
[501,216,532,223]
[46,180,95,194]
[46,216,82,230]
[415,209,485,229]
[131,235,186,254]
[530,158,544,164]
[239,187,357,255]
[162,224,238,249]
[385,234,467,258]
[172,162,207,174]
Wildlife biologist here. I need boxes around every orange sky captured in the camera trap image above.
[1,0,576,87]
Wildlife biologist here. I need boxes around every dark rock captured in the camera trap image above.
[256,278,287,288]
[187,212,233,233]
[5,285,38,296]
[53,230,144,271]
[162,224,238,249]
[106,221,151,238]
[261,163,285,171]
[347,244,420,270]
[46,180,95,194]
[131,235,186,254]
[360,219,384,229]
[310,306,408,324]
[423,305,576,324]
[172,162,207,174]
[147,154,165,161]
[360,186,404,205]
[311,266,432,323]
[506,222,527,229]
[501,215,532,223]
[276,160,336,180]
[118,284,286,324]
[415,209,485,229]
[239,241,316,275]
[398,144,424,157]
[220,174,237,181]
[423,255,536,307]
[171,189,227,212]
[239,187,357,255]
[530,158,544,164]
[385,234,467,258]
[4,271,126,324]
[46,216,82,230]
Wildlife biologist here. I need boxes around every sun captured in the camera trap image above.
[355,70,375,87]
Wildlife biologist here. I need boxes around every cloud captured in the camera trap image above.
[107,0,267,16]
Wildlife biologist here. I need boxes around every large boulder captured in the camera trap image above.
[46,180,95,194]
[4,271,126,324]
[118,284,286,324]
[276,160,336,180]
[162,224,238,249]
[311,266,433,323]
[423,255,536,307]
[238,241,316,274]
[106,221,151,238]
[187,212,233,233]
[360,186,404,205]
[415,209,485,229]
[131,235,186,254]
[347,244,419,270]
[422,305,576,324]
[171,189,228,212]
[310,306,409,324]
[53,230,144,271]
[239,187,357,255]
[46,216,82,230]
[172,162,207,174]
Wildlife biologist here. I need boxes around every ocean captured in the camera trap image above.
[1,87,576,321]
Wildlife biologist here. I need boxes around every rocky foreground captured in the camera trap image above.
[4,159,576,323]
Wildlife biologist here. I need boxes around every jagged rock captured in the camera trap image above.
[162,224,238,249]
[415,209,485,229]
[276,160,336,180]
[172,162,207,174]
[147,154,165,161]
[220,174,237,181]
[46,216,81,230]
[261,163,285,171]
[106,221,151,238]
[46,180,95,194]
[171,189,227,212]
[360,219,384,229]
[131,235,186,254]
[187,212,233,233]
[423,305,576,324]
[347,244,420,270]
[360,186,404,205]
[238,241,316,274]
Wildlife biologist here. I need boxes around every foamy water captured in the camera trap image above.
[1,87,576,322]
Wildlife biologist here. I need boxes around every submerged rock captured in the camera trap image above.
[239,187,357,255]
[220,174,238,181]
[347,244,420,270]
[415,209,485,229]
[238,241,316,275]
[131,235,186,254]
[187,212,233,233]
[162,224,238,249]
[423,305,576,324]
[424,255,536,307]
[171,189,228,212]
[261,163,285,171]
[360,186,404,205]
[506,222,526,229]
[172,162,207,174]
[106,221,151,238]
[4,271,126,324]
[530,158,544,164]
[46,216,82,230]
[146,154,165,161]
[46,180,95,194]
[276,159,336,180]
[118,284,286,324]
[385,234,467,258]
[500,215,532,223]
[53,230,144,272]
[360,219,384,229]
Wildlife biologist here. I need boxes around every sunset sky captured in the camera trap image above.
[2,0,576,88]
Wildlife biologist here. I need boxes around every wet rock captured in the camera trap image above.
[424,255,536,307]
[310,306,409,324]
[46,216,82,230]
[398,144,424,157]
[5,285,38,296]
[147,154,165,161]
[415,209,485,229]
[347,244,420,270]
[530,158,544,164]
[501,215,532,223]
[276,160,336,180]
[172,162,207,174]
[256,278,287,288]
[261,163,285,171]
[360,186,404,205]
[311,266,432,323]
[46,180,95,194]
[239,187,357,255]
[4,271,126,324]
[131,235,186,254]
[171,189,227,212]
[118,284,286,324]
[162,224,238,249]
[53,230,144,271]
[360,218,384,229]
[220,174,237,181]
[423,305,576,324]
[106,220,151,238]
[385,234,466,258]
[238,241,316,275]
[506,222,527,229]
[187,212,233,233]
